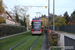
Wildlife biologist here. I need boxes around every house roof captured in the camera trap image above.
[0,11,16,22]
[0,11,12,19]
[5,11,12,18]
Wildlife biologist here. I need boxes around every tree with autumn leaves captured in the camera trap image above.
[0,0,5,24]
[41,14,69,27]
[40,10,75,27]
[41,15,48,27]
[50,16,66,26]
[0,0,4,14]
[0,16,5,24]
[42,17,48,27]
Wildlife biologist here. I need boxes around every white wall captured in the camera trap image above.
[6,19,15,25]
[15,22,21,26]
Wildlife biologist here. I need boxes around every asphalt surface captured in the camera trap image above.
[56,31,75,46]
[41,33,50,50]
[56,31,75,50]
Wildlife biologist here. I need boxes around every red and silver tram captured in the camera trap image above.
[31,18,43,35]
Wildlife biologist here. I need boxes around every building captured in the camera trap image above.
[0,11,20,26]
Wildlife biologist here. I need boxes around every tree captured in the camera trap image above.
[50,16,66,26]
[0,16,5,24]
[22,15,26,27]
[19,19,26,26]
[18,6,29,27]
[63,11,70,24]
[25,14,30,30]
[20,7,29,27]
[42,17,48,27]
[26,14,30,26]
[41,15,48,27]
[15,13,19,22]
[55,17,66,26]
[13,6,20,22]
[0,0,4,14]
[11,6,29,27]
[70,10,75,25]
[71,10,75,20]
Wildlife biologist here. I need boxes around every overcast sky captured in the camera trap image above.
[3,0,75,20]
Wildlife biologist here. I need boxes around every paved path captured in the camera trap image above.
[41,33,50,50]
[55,31,75,46]
[0,30,29,39]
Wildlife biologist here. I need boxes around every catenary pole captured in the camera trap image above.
[53,0,55,33]
[48,0,50,30]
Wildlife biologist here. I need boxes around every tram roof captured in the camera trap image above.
[32,18,41,20]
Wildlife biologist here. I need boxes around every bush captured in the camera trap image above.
[47,31,60,46]
[50,35,57,46]
[0,25,27,37]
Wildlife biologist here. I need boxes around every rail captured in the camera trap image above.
[30,36,40,50]
[0,35,28,46]
[9,36,32,50]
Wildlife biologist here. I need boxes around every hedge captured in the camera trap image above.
[0,25,27,37]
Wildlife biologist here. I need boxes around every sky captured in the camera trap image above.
[3,0,75,20]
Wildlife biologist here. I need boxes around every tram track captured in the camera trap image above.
[9,36,32,50]
[9,36,40,50]
[0,35,28,46]
[30,36,40,50]
[0,30,42,50]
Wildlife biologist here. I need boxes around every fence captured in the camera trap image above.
[64,35,75,50]
[49,25,75,33]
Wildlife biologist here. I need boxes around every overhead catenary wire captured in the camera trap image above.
[16,0,48,7]
[34,0,38,6]
[8,0,48,19]
[4,0,48,8]
[16,0,22,5]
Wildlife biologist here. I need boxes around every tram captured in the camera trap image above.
[31,18,43,35]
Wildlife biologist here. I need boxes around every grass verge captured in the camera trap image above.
[13,36,38,50]
[0,31,31,44]
[56,31,75,34]
[0,31,31,50]
[67,32,75,34]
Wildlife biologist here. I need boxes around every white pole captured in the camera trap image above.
[48,0,50,30]
[53,0,55,33]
